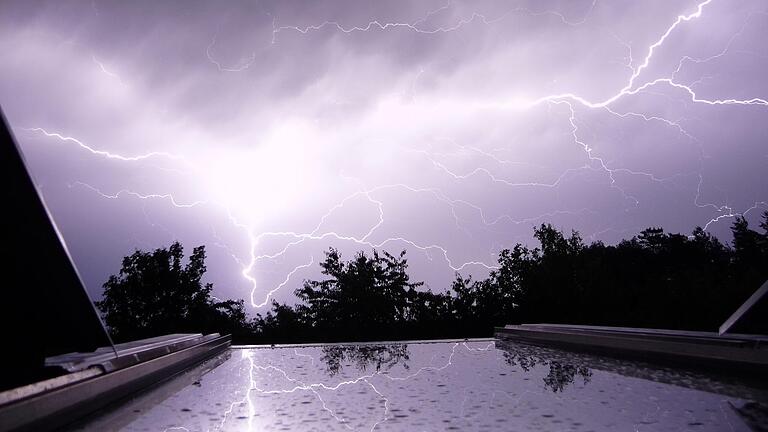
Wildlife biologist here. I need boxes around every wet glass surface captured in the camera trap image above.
[73,339,767,431]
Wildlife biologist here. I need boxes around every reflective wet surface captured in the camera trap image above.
[73,339,767,431]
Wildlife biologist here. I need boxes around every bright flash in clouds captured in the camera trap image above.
[198,120,319,225]
[0,0,766,310]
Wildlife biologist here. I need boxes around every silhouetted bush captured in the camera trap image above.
[253,211,768,342]
[253,248,440,342]
[98,212,768,344]
[96,242,252,343]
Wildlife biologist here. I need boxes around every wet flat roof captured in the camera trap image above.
[68,339,767,431]
[0,334,231,432]
[496,324,768,373]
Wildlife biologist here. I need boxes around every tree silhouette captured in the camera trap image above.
[254,248,462,342]
[98,213,768,344]
[254,212,768,342]
[96,242,251,342]
[321,344,410,376]
[500,341,592,392]
[297,248,425,341]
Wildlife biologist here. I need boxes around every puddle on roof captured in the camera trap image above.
[70,339,767,431]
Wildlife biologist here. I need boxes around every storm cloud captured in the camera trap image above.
[1,0,766,310]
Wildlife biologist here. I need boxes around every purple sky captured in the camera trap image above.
[1,0,767,312]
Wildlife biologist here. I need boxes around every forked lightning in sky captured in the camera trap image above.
[2,0,766,310]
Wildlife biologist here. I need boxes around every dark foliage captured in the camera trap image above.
[500,341,592,392]
[253,211,768,342]
[313,341,590,394]
[96,242,252,343]
[321,344,410,376]
[253,248,438,342]
[98,212,768,345]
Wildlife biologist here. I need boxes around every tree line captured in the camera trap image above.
[97,212,768,344]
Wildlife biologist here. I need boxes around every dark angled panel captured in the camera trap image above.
[720,280,768,335]
[0,108,114,391]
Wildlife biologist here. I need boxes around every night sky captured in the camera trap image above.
[1,0,766,312]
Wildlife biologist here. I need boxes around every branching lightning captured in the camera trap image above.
[270,0,598,44]
[22,127,181,162]
[213,0,767,307]
[92,55,128,87]
[22,0,768,311]
[206,32,258,73]
[227,342,496,430]
[70,181,206,209]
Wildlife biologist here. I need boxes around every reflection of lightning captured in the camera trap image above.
[364,379,390,431]
[211,351,257,432]
[22,127,181,161]
[245,354,355,429]
[228,342,497,430]
[463,341,494,352]
[294,348,316,366]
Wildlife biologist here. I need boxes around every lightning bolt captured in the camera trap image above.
[206,32,258,73]
[224,341,495,431]
[69,181,206,209]
[91,55,128,87]
[149,340,751,431]
[22,127,182,162]
[24,0,767,313]
[240,0,768,306]
[251,256,314,308]
[270,0,597,45]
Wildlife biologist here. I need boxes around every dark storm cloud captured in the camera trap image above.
[0,0,766,308]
